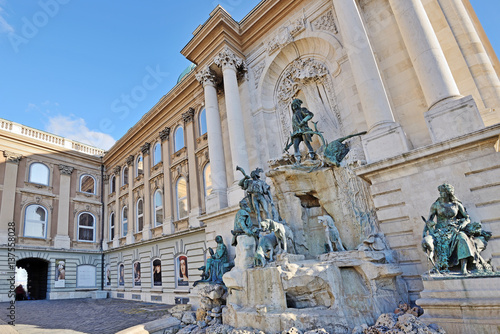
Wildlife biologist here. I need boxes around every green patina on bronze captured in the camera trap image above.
[422,183,492,275]
[195,235,233,286]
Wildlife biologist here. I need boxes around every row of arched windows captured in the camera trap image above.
[28,162,97,194]
[24,204,96,242]
[109,163,212,239]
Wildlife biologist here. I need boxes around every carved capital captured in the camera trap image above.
[103,175,110,183]
[126,155,134,166]
[58,164,74,175]
[159,127,171,142]
[3,151,22,164]
[141,142,151,155]
[195,66,217,87]
[214,46,244,71]
[113,166,121,175]
[182,108,195,124]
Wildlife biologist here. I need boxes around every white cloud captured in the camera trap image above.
[46,115,116,151]
[0,5,14,33]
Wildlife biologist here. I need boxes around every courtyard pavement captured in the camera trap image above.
[0,298,173,334]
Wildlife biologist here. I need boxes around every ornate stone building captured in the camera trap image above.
[1,0,499,312]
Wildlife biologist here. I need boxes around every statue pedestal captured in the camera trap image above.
[223,250,407,332]
[416,274,500,333]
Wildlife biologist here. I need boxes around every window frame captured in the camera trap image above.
[136,198,144,232]
[122,166,129,186]
[122,206,128,237]
[176,177,188,220]
[110,175,116,194]
[154,190,163,227]
[174,126,184,152]
[109,212,115,241]
[80,174,96,194]
[153,142,162,166]
[199,108,207,136]
[29,162,50,186]
[77,212,96,243]
[136,155,144,177]
[24,204,48,239]
[203,163,212,198]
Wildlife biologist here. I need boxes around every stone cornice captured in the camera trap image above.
[58,164,74,175]
[3,150,22,164]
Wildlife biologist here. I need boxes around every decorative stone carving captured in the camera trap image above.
[3,151,22,163]
[182,108,195,124]
[312,10,338,34]
[266,18,306,54]
[159,127,171,142]
[141,142,151,155]
[214,46,244,71]
[58,164,74,175]
[113,166,121,175]
[253,61,265,89]
[195,66,217,87]
[126,155,134,166]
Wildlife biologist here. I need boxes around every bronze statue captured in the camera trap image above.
[289,98,316,163]
[195,235,233,285]
[231,199,260,247]
[422,183,492,275]
[322,132,366,167]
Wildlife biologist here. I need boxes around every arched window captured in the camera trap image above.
[153,142,162,165]
[176,177,188,220]
[154,190,163,226]
[122,166,129,186]
[199,108,207,136]
[110,175,116,193]
[29,162,49,185]
[122,206,128,237]
[80,175,96,194]
[109,212,115,241]
[203,163,212,198]
[136,155,143,177]
[174,126,184,152]
[78,212,95,242]
[24,204,48,238]
[136,198,144,232]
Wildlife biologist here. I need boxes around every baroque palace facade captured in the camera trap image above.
[1,0,500,306]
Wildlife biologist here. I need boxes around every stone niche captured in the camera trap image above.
[267,164,378,255]
[223,249,408,333]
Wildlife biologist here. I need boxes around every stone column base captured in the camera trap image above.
[53,235,71,249]
[425,95,484,143]
[362,122,410,163]
[206,189,228,214]
[416,274,500,333]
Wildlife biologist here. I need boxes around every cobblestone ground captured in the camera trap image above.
[0,298,173,334]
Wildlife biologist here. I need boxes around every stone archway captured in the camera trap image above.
[16,258,49,300]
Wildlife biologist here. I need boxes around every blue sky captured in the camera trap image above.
[0,0,498,150]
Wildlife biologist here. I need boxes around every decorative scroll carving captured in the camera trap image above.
[312,10,338,34]
[182,108,195,124]
[214,46,244,70]
[126,155,134,166]
[113,166,121,175]
[3,151,22,163]
[195,66,217,87]
[159,127,171,142]
[58,164,74,175]
[141,142,151,155]
[276,58,329,102]
[266,18,306,54]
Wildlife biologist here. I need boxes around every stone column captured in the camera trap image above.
[113,171,120,248]
[196,66,228,213]
[54,164,73,249]
[102,175,109,250]
[183,108,202,227]
[0,151,22,245]
[160,128,175,234]
[126,156,135,244]
[214,46,250,204]
[332,0,409,162]
[388,0,484,142]
[141,143,152,240]
[439,0,500,125]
